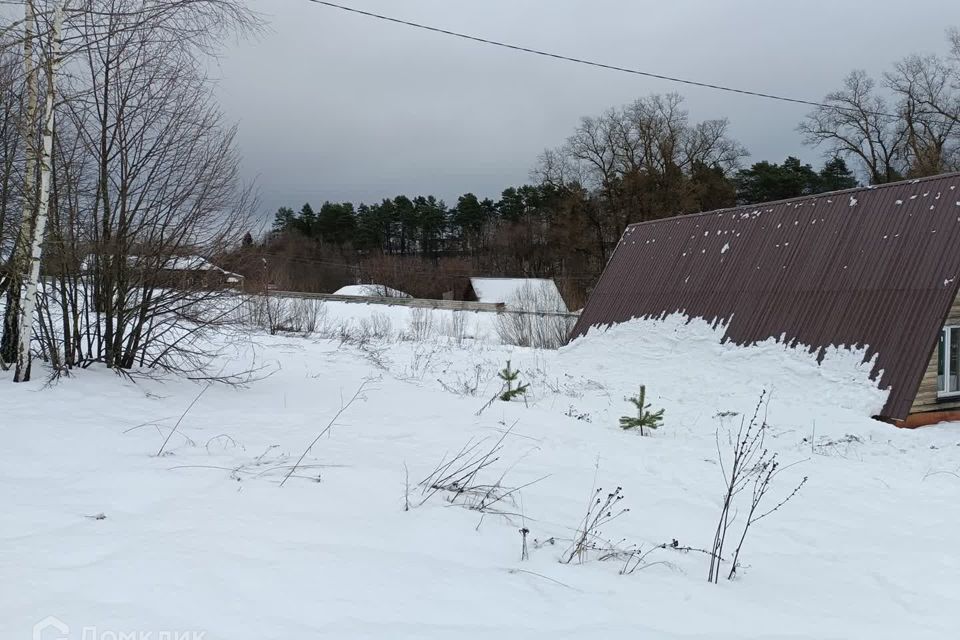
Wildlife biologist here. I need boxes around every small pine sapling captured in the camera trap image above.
[498,360,529,402]
[619,385,664,436]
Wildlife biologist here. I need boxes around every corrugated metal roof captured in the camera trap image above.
[571,173,960,420]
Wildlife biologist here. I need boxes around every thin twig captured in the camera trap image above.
[280,379,370,487]
[157,384,210,456]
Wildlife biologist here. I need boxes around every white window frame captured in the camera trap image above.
[939,326,960,399]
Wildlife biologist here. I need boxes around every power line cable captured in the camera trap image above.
[305,0,899,118]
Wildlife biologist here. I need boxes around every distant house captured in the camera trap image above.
[81,254,244,289]
[333,284,412,298]
[572,172,960,427]
[155,255,245,289]
[465,277,569,313]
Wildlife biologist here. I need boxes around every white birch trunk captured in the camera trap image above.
[3,0,37,370]
[14,0,67,382]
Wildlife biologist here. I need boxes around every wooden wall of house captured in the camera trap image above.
[911,290,960,414]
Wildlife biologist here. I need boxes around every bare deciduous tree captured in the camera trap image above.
[798,70,908,184]
[14,0,67,381]
[1,0,260,380]
[535,93,746,262]
[801,32,960,183]
[886,54,960,176]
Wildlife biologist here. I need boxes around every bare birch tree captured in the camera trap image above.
[13,0,65,381]
[1,0,39,370]
[0,46,24,268]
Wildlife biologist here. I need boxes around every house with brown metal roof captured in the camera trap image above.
[571,172,960,427]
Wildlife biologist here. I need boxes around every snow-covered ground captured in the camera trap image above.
[4,313,960,639]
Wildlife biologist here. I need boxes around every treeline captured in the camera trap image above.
[271,156,861,252]
[253,148,859,305]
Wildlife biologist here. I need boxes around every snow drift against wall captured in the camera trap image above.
[565,314,890,422]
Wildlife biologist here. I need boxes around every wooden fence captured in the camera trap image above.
[268,290,578,318]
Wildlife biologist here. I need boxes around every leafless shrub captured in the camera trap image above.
[358,312,394,341]
[707,392,808,582]
[562,486,630,564]
[620,538,719,575]
[496,311,576,350]
[358,342,391,371]
[418,433,507,507]
[404,307,436,342]
[402,343,440,381]
[495,282,575,349]
[246,295,285,335]
[417,424,543,519]
[239,295,327,336]
[287,298,326,334]
[441,310,468,344]
[803,431,864,459]
[438,363,489,397]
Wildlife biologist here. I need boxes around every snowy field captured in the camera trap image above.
[4,307,960,639]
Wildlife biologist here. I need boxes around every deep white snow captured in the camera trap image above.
[4,312,960,639]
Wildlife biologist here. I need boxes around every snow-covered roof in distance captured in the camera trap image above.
[161,255,220,271]
[159,255,245,281]
[469,277,568,312]
[80,254,243,280]
[334,284,412,298]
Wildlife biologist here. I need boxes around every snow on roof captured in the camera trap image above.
[161,255,220,271]
[469,277,568,312]
[80,254,244,280]
[334,284,412,298]
[159,255,244,281]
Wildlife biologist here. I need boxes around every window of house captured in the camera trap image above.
[938,326,960,397]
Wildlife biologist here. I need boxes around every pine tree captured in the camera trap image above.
[619,385,664,436]
[818,157,859,192]
[297,203,317,237]
[498,360,529,402]
[272,206,296,232]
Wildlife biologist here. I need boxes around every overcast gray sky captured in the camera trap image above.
[214,0,959,216]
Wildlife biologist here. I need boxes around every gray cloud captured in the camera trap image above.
[215,0,958,216]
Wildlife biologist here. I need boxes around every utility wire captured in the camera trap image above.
[305,0,896,118]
